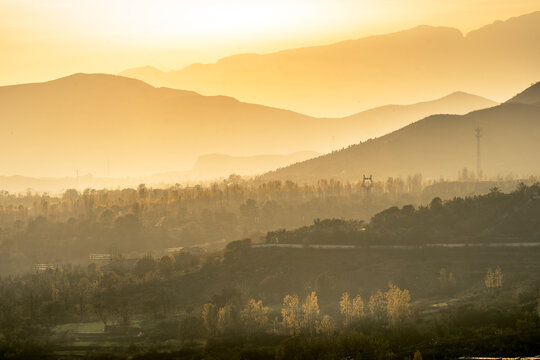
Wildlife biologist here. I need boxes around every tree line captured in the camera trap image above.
[264,183,540,246]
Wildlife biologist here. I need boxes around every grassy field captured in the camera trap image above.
[54,321,104,334]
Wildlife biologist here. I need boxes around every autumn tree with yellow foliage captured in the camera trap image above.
[281,294,301,335]
[368,284,411,325]
[318,314,335,336]
[385,283,411,325]
[302,291,320,335]
[241,299,269,333]
[339,292,364,324]
[369,289,387,323]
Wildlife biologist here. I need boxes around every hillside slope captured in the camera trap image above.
[262,83,540,182]
[340,91,496,141]
[507,81,540,105]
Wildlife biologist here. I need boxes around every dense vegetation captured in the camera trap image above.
[368,183,540,244]
[1,241,539,359]
[267,183,540,245]
[0,176,532,274]
[1,185,540,359]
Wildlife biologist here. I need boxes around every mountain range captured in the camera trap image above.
[120,11,540,116]
[0,73,493,178]
[262,82,540,182]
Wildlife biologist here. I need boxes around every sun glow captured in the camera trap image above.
[124,1,313,38]
[1,0,539,86]
[39,0,335,44]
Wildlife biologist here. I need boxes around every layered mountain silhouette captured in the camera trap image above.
[262,82,540,182]
[121,11,540,116]
[0,152,319,193]
[338,91,495,143]
[0,73,493,178]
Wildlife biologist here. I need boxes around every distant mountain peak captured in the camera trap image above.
[437,91,496,103]
[49,72,155,90]
[342,91,496,122]
[442,91,474,98]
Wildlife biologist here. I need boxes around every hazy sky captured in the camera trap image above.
[1,0,539,86]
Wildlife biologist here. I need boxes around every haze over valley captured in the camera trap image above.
[1,73,495,182]
[1,2,540,359]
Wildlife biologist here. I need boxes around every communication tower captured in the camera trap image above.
[362,175,374,214]
[475,126,482,180]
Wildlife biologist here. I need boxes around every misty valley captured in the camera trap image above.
[1,4,540,360]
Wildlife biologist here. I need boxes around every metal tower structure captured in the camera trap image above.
[475,126,482,180]
[362,175,373,190]
[362,175,373,214]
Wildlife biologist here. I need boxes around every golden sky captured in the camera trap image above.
[1,0,539,86]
